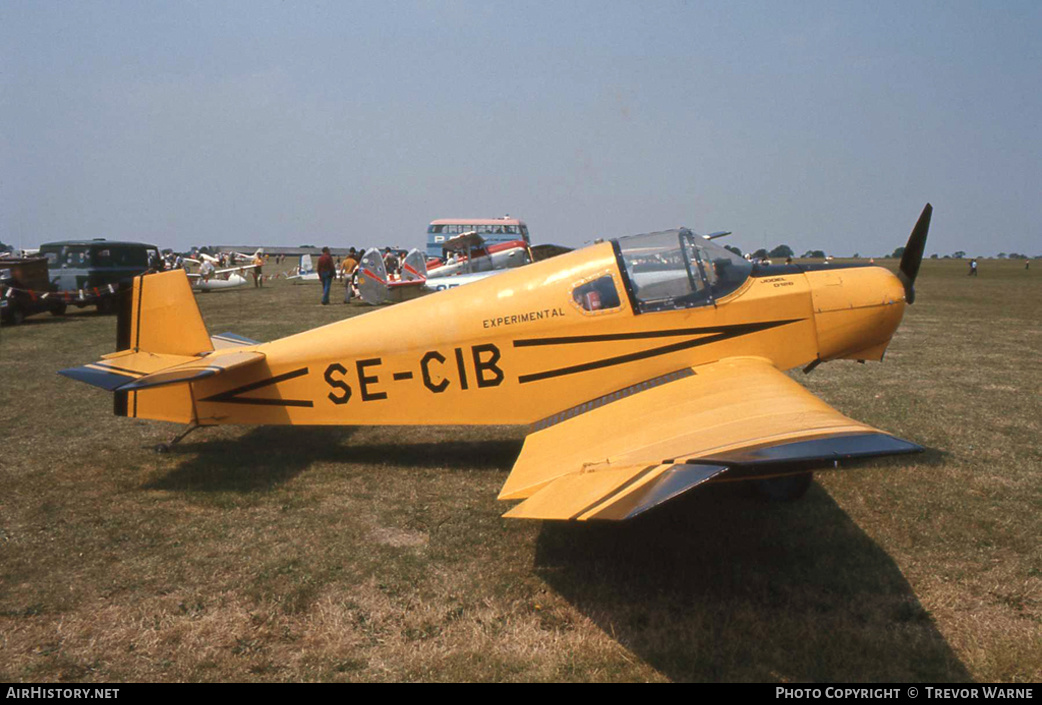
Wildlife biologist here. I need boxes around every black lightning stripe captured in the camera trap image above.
[516,319,801,384]
[199,367,313,407]
[513,321,800,347]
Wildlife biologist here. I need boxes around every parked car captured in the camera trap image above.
[38,239,160,313]
[0,257,67,325]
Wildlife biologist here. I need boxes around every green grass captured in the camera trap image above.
[0,260,1039,682]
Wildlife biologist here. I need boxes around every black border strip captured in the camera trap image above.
[751,261,876,277]
[133,275,143,351]
[531,368,695,431]
[610,239,641,315]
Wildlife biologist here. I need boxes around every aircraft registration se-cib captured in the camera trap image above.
[62,206,932,521]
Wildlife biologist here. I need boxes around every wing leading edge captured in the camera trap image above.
[499,356,921,520]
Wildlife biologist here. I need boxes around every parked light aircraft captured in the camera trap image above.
[192,248,263,267]
[60,206,932,521]
[426,231,531,278]
[356,248,499,305]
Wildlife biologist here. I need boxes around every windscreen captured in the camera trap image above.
[615,229,751,312]
[691,238,753,300]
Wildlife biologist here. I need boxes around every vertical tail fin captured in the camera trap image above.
[357,248,391,305]
[119,270,213,356]
[401,249,428,282]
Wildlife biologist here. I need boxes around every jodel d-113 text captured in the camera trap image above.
[62,205,933,521]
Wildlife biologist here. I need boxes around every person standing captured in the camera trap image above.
[199,258,215,283]
[317,247,336,305]
[252,250,265,287]
[383,247,400,278]
[969,258,978,277]
[340,248,359,303]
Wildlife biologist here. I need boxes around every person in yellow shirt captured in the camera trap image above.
[340,248,359,303]
[252,250,264,287]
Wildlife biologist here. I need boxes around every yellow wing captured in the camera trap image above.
[499,356,920,521]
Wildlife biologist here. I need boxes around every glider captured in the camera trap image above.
[60,205,933,520]
[287,253,320,283]
[186,264,258,292]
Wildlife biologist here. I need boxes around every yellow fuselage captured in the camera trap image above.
[131,244,907,427]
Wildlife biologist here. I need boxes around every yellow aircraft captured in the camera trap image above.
[61,205,933,521]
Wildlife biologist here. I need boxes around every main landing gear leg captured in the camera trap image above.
[154,422,203,454]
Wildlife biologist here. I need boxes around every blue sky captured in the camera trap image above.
[2,1,1039,256]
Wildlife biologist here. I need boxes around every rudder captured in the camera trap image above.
[120,270,213,355]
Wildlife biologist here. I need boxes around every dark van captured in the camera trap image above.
[38,239,160,313]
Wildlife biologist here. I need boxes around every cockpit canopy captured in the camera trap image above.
[614,228,752,313]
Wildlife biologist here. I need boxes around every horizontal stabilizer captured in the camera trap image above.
[59,349,265,393]
[114,351,265,392]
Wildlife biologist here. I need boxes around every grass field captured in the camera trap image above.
[1,259,1039,682]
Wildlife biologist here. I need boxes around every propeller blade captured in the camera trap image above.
[897,203,932,304]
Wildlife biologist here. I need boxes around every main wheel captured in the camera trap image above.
[755,472,813,501]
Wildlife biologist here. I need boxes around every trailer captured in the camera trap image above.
[0,257,67,325]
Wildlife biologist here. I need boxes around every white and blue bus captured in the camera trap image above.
[426,217,529,258]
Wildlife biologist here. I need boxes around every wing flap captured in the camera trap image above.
[503,462,728,521]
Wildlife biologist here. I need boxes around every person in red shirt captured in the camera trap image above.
[317,247,336,305]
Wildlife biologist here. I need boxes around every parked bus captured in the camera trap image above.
[426,217,529,258]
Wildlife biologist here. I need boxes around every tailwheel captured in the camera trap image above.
[755,472,814,501]
[153,423,202,454]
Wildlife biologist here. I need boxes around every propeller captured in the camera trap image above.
[897,203,932,304]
